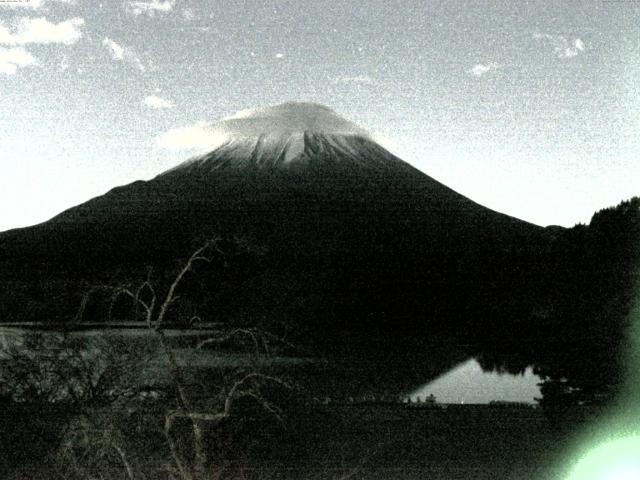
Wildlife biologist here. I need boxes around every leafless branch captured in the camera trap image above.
[155,238,222,329]
[163,371,291,478]
[113,444,136,480]
[66,236,300,480]
[75,284,117,324]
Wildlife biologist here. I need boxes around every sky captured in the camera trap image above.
[1,0,639,232]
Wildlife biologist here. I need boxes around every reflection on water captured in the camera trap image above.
[408,359,541,404]
[0,327,540,404]
[0,326,620,479]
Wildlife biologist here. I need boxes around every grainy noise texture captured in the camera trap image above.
[0,1,639,479]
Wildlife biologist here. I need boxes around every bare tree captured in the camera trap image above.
[66,237,294,480]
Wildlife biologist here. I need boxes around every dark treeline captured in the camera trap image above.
[476,197,640,408]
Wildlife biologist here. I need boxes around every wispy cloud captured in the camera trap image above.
[102,37,145,72]
[333,75,376,86]
[533,33,585,58]
[564,38,585,58]
[143,94,174,109]
[157,122,227,151]
[0,0,77,10]
[127,0,175,16]
[102,37,124,60]
[469,62,499,77]
[0,46,36,74]
[182,8,195,21]
[0,17,84,45]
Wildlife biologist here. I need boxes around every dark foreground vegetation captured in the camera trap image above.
[476,197,640,408]
[0,396,604,480]
[0,191,637,478]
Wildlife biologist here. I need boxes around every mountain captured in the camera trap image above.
[0,102,550,344]
[1,102,637,405]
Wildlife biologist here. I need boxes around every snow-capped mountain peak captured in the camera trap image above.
[168,102,401,172]
[220,102,370,138]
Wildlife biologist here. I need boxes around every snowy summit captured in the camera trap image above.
[219,102,370,138]
[168,102,396,171]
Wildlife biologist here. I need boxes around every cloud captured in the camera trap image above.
[159,103,372,153]
[533,33,586,58]
[0,17,84,45]
[469,62,499,77]
[182,8,195,21]
[0,0,77,10]
[127,0,175,16]
[275,52,284,59]
[143,94,174,109]
[157,122,228,151]
[0,46,36,74]
[565,38,585,58]
[102,37,145,71]
[333,75,376,86]
[102,37,124,59]
[0,16,81,73]
[158,103,379,152]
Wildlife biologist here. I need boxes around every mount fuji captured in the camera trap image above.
[0,101,636,408]
[0,102,550,345]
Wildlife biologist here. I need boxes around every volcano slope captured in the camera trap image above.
[0,104,545,341]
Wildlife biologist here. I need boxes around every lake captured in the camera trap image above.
[0,325,541,404]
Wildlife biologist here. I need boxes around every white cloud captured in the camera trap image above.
[333,75,376,85]
[159,103,370,152]
[143,94,174,109]
[275,53,284,59]
[223,108,255,120]
[0,25,13,44]
[182,8,195,21]
[564,38,585,58]
[533,33,586,58]
[127,0,175,16]
[0,0,77,10]
[469,62,499,77]
[0,46,36,74]
[157,122,227,151]
[102,37,145,71]
[0,17,84,45]
[102,37,124,60]
[160,103,371,152]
